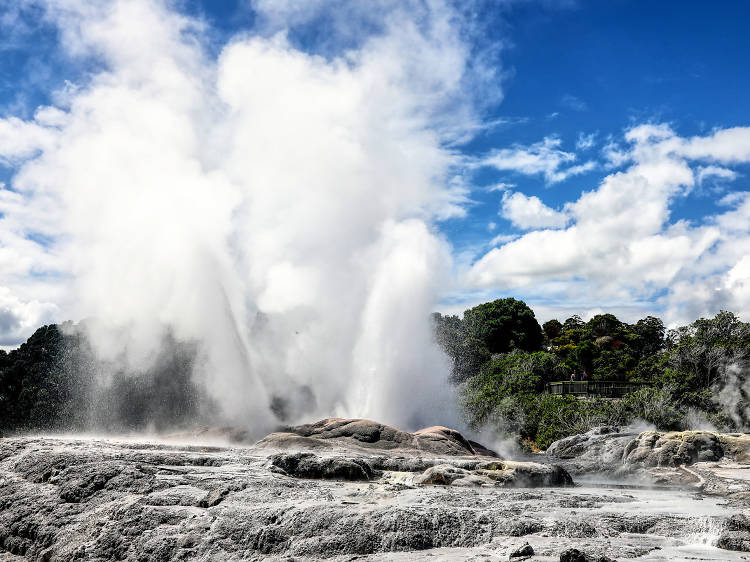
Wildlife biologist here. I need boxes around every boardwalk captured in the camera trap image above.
[546,381,650,398]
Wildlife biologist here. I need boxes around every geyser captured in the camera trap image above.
[0,0,486,433]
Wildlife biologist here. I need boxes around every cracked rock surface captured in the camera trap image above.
[1,422,749,561]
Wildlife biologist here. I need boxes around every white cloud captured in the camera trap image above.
[481,136,595,184]
[576,131,596,151]
[0,287,58,347]
[561,94,587,111]
[500,191,568,230]
[489,232,518,247]
[487,182,515,192]
[0,115,57,164]
[468,123,750,325]
[696,165,737,184]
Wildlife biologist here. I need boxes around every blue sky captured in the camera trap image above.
[1,0,750,348]
[446,0,750,248]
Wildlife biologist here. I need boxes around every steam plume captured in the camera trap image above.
[3,0,486,432]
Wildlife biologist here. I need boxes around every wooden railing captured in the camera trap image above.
[545,381,650,398]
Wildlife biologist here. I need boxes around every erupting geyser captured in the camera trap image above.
[1,0,484,433]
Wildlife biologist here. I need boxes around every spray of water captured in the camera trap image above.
[2,0,494,434]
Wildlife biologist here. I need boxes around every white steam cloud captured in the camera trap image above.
[0,0,489,431]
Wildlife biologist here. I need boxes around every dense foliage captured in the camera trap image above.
[0,324,92,432]
[2,301,749,448]
[434,298,544,382]
[0,323,204,433]
[435,302,750,449]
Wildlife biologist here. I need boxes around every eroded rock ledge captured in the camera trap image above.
[548,426,750,471]
[259,418,572,488]
[0,421,747,560]
[547,426,750,503]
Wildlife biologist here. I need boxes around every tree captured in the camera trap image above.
[667,311,750,392]
[432,313,463,358]
[562,315,584,332]
[542,319,562,342]
[463,298,544,354]
[450,338,491,383]
[587,313,623,338]
[633,316,666,357]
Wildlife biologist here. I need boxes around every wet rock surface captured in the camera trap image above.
[0,424,748,560]
[717,514,750,552]
[559,548,616,562]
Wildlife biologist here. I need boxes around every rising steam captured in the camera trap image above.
[3,0,489,433]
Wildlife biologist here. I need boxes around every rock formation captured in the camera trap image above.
[255,417,491,456]
[547,426,750,472]
[0,421,748,560]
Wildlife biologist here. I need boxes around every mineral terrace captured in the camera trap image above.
[1,419,749,561]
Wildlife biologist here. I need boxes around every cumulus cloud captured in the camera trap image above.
[0,0,494,430]
[500,191,568,230]
[0,287,57,347]
[0,115,58,164]
[469,123,750,325]
[489,232,518,247]
[480,136,595,184]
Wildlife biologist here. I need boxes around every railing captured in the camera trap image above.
[545,381,650,398]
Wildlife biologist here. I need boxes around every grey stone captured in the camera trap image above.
[509,541,534,558]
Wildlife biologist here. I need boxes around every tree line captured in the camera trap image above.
[1,300,748,447]
[434,299,750,448]
[0,323,204,434]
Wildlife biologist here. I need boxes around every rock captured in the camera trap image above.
[546,426,638,474]
[509,541,534,558]
[549,427,750,472]
[413,464,473,485]
[269,452,373,481]
[468,440,499,457]
[256,418,495,457]
[198,486,232,508]
[717,531,750,552]
[560,548,615,561]
[718,434,750,463]
[477,460,573,487]
[717,514,750,552]
[622,431,724,467]
[1,431,746,561]
[412,426,480,456]
[405,460,572,488]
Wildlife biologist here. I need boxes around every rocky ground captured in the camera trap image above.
[0,419,749,561]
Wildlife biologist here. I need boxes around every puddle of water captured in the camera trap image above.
[567,485,732,517]
[635,543,749,561]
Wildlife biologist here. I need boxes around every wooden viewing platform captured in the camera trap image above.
[545,381,650,398]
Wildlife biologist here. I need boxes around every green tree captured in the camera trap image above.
[633,316,666,357]
[542,319,562,343]
[450,338,491,383]
[463,298,544,354]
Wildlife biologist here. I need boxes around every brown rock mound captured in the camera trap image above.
[255,418,496,457]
